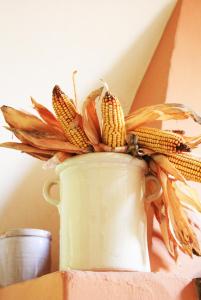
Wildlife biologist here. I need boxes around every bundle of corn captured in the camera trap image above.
[1,78,201,259]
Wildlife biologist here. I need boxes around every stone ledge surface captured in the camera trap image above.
[0,271,197,300]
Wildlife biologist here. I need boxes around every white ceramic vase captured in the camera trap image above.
[0,228,51,287]
[43,153,161,272]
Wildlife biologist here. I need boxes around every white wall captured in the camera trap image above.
[0,0,176,271]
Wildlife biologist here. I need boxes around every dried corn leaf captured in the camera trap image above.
[4,126,28,143]
[82,87,103,144]
[54,151,72,162]
[159,169,201,256]
[92,144,105,152]
[6,126,66,142]
[12,129,87,153]
[97,143,113,152]
[168,179,201,256]
[152,198,178,258]
[28,153,53,161]
[0,142,56,155]
[31,97,62,130]
[1,105,66,140]
[184,135,201,148]
[0,142,54,161]
[149,160,158,175]
[168,130,185,135]
[186,210,201,230]
[160,215,178,259]
[1,105,49,130]
[173,181,201,213]
[158,208,178,258]
[70,113,85,130]
[126,110,158,130]
[152,154,186,183]
[126,103,201,131]
[158,169,190,255]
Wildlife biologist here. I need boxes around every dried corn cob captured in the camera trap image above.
[101,91,126,147]
[133,127,190,155]
[167,153,201,182]
[52,85,89,148]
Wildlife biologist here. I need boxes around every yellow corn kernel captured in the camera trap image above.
[133,127,190,155]
[52,85,89,148]
[101,91,126,147]
[167,153,201,182]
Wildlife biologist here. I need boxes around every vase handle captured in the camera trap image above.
[145,175,162,203]
[43,179,60,206]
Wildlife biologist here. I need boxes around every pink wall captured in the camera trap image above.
[130,0,201,281]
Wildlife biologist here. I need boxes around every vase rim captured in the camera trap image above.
[0,228,52,239]
[56,152,147,175]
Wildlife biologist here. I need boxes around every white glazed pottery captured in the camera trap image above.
[0,228,51,287]
[43,153,161,272]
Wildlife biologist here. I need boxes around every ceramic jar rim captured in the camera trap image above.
[56,152,147,175]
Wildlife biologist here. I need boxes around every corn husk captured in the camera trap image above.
[82,87,103,145]
[173,181,201,213]
[0,142,55,155]
[157,168,201,257]
[152,154,186,183]
[28,153,53,161]
[152,197,178,259]
[31,97,62,130]
[1,106,65,140]
[184,135,201,148]
[126,103,201,131]
[6,129,86,153]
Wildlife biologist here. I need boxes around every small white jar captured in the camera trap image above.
[0,228,51,287]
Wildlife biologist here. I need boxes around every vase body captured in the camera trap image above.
[44,153,161,271]
[0,228,51,287]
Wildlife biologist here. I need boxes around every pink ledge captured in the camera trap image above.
[0,271,198,300]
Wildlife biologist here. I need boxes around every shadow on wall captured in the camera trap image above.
[104,0,177,114]
[0,160,59,272]
[0,2,177,272]
[130,0,182,112]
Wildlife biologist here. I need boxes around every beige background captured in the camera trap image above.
[0,0,176,271]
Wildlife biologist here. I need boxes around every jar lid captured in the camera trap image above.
[0,228,51,239]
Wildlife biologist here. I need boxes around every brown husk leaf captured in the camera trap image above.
[28,153,53,161]
[173,181,201,213]
[31,97,63,130]
[184,135,201,148]
[152,154,186,183]
[1,106,66,140]
[152,198,178,259]
[0,142,55,155]
[8,129,87,153]
[126,103,201,131]
[82,87,103,144]
[158,168,201,256]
